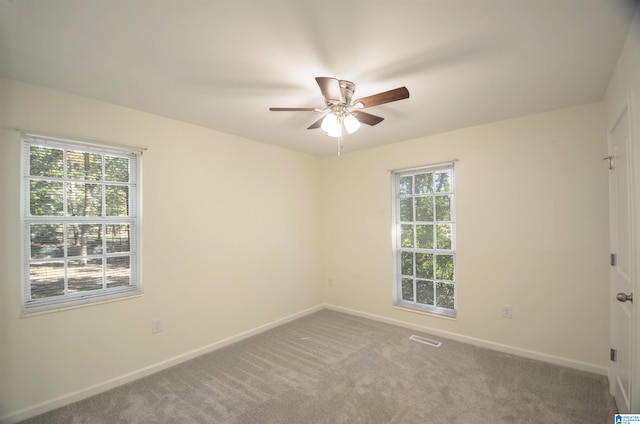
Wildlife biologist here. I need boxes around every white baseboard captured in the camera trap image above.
[324,303,609,376]
[0,305,323,424]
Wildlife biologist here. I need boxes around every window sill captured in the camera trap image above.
[21,293,143,318]
[392,305,457,321]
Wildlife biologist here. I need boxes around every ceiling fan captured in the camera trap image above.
[269,77,409,154]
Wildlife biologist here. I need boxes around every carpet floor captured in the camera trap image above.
[21,309,616,423]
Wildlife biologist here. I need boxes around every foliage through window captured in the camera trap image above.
[22,135,142,312]
[393,163,456,316]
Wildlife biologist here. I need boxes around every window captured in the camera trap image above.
[392,163,456,317]
[22,135,142,312]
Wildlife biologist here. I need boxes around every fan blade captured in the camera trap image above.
[355,111,385,126]
[353,87,409,109]
[307,116,325,130]
[315,77,343,104]
[269,107,316,111]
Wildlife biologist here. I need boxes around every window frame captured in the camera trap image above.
[391,162,457,317]
[21,134,143,313]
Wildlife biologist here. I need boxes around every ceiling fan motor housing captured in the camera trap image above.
[337,80,356,106]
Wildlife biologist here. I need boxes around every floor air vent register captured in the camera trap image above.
[409,335,442,347]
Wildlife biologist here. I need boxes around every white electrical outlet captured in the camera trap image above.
[328,278,333,287]
[152,318,163,334]
[501,305,513,319]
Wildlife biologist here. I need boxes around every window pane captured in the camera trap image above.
[416,280,434,305]
[30,146,63,177]
[106,185,129,216]
[106,224,130,253]
[399,176,412,195]
[415,196,433,222]
[401,251,413,276]
[30,224,64,259]
[436,255,454,280]
[401,224,414,248]
[67,151,102,181]
[394,165,455,317]
[68,259,103,292]
[416,224,434,249]
[436,224,452,250]
[414,173,433,194]
[416,253,434,279]
[30,261,64,299]
[67,224,103,256]
[67,183,103,216]
[107,256,130,287]
[436,282,455,309]
[435,171,452,192]
[435,195,451,221]
[105,156,129,182]
[402,278,414,301]
[400,197,413,222]
[23,138,141,312]
[30,180,63,216]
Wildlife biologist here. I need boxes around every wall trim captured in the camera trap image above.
[1,302,608,423]
[324,304,609,376]
[0,305,324,424]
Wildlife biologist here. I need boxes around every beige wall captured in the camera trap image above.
[321,103,610,368]
[0,78,324,418]
[0,77,616,420]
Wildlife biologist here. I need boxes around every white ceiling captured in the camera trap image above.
[1,0,637,156]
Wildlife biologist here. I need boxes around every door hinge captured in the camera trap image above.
[611,253,617,266]
[611,348,617,362]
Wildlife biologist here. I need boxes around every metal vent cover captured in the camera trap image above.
[409,335,442,347]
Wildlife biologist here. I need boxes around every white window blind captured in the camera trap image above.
[22,135,142,312]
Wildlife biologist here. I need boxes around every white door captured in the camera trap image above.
[609,104,636,413]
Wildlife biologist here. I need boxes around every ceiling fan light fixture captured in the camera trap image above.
[343,113,361,134]
[327,123,342,138]
[321,112,339,133]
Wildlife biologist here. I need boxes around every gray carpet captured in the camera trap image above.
[21,309,616,423]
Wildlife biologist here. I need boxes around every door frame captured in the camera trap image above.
[609,92,640,413]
